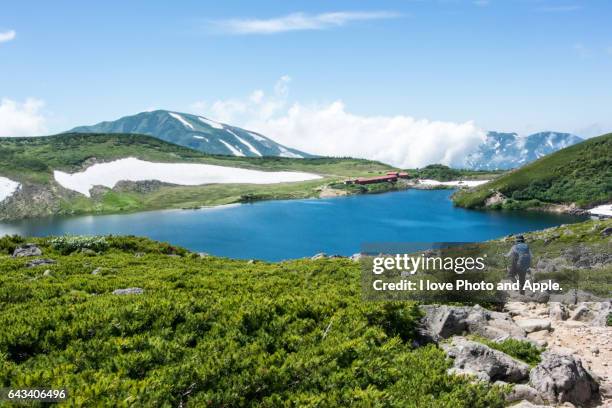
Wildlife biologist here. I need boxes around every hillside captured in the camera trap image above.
[1,219,610,406]
[465,131,583,170]
[69,110,313,158]
[453,133,612,210]
[0,133,394,220]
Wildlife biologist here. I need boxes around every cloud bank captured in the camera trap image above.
[0,30,16,43]
[0,98,47,137]
[191,78,485,168]
[213,11,399,34]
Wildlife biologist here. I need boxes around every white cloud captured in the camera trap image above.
[191,75,291,124]
[0,98,47,137]
[191,78,485,168]
[0,30,16,43]
[213,11,400,34]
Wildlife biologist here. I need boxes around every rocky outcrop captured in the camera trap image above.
[13,244,42,257]
[548,302,568,321]
[26,258,56,268]
[420,305,526,342]
[441,337,530,383]
[529,351,599,405]
[112,287,144,295]
[514,319,551,334]
[504,384,545,405]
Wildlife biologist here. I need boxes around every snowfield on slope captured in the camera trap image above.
[589,204,612,217]
[54,158,322,197]
[0,177,20,203]
[418,179,490,187]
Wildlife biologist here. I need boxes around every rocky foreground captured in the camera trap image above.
[420,299,611,407]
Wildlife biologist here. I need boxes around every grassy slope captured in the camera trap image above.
[0,236,506,407]
[0,133,395,218]
[453,133,612,209]
[1,218,609,406]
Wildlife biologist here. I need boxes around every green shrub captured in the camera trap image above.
[0,235,25,255]
[49,235,109,255]
[472,336,542,366]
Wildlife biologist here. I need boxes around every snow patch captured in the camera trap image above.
[193,135,209,142]
[53,158,321,197]
[226,129,262,156]
[0,177,20,203]
[279,146,303,158]
[248,132,267,142]
[589,204,612,217]
[198,116,224,130]
[219,140,245,157]
[169,112,194,130]
[418,179,490,187]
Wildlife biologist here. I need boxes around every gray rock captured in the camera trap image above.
[26,258,56,268]
[112,287,144,295]
[421,305,470,339]
[91,267,102,275]
[549,302,568,321]
[311,253,327,260]
[506,384,545,405]
[80,248,97,256]
[349,253,362,262]
[442,337,530,383]
[42,269,52,277]
[548,289,602,305]
[509,402,549,408]
[420,304,526,342]
[13,244,42,257]
[602,226,612,237]
[515,319,551,333]
[529,351,599,405]
[570,301,612,326]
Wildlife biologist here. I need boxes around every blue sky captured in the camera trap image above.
[1,0,611,141]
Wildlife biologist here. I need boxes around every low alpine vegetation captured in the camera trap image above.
[0,236,507,407]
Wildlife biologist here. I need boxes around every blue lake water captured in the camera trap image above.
[0,190,584,261]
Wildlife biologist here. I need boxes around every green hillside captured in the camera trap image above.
[1,219,610,406]
[0,133,394,220]
[0,234,507,407]
[453,133,612,210]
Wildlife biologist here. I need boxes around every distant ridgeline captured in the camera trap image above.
[465,131,583,171]
[454,133,612,210]
[69,110,313,159]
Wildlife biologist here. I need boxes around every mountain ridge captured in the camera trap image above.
[465,131,583,170]
[69,110,313,159]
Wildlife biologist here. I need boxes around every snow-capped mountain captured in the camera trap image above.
[465,131,583,170]
[69,110,313,158]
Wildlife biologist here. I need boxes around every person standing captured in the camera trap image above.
[506,235,531,295]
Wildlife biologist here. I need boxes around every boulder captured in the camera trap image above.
[420,304,526,342]
[91,267,102,275]
[13,244,42,257]
[508,402,549,408]
[420,305,470,339]
[548,289,602,304]
[442,337,530,383]
[112,287,144,295]
[26,258,56,268]
[570,301,611,326]
[602,226,612,237]
[549,302,568,321]
[311,253,327,260]
[350,253,362,262]
[505,384,545,405]
[514,319,551,333]
[529,351,599,405]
